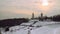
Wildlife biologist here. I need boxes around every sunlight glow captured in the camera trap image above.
[42,0,48,6]
[38,0,55,11]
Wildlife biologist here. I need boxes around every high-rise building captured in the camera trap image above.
[31,13,34,19]
[41,13,43,21]
[41,13,43,18]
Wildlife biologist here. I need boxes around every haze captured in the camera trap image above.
[0,0,60,20]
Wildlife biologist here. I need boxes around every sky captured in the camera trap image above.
[0,0,60,20]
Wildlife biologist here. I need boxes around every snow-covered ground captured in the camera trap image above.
[0,20,60,34]
[31,24,60,34]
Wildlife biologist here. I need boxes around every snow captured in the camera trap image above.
[31,24,60,34]
[21,22,34,26]
[54,27,60,34]
[2,29,28,34]
[20,20,38,26]
[32,21,59,26]
[1,20,60,34]
[31,26,54,34]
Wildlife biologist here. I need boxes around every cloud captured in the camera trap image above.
[0,0,60,19]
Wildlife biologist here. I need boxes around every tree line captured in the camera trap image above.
[39,14,60,21]
[0,18,29,28]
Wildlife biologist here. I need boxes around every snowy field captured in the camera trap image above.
[0,20,60,34]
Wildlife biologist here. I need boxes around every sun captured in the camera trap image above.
[36,0,55,15]
[38,0,55,11]
[38,0,49,11]
[42,0,49,6]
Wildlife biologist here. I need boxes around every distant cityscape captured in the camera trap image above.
[31,12,60,21]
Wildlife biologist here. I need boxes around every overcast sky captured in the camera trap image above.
[0,0,60,20]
